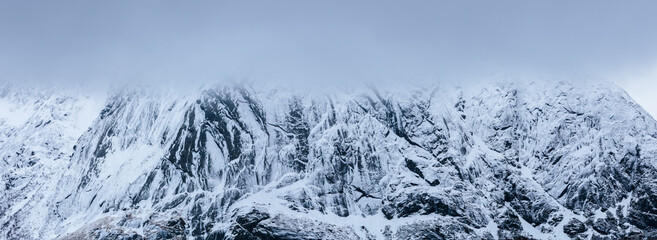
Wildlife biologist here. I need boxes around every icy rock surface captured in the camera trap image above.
[1,81,657,239]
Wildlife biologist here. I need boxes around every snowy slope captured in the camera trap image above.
[0,83,106,239]
[1,80,657,239]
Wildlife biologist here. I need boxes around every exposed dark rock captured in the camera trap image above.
[563,218,587,237]
[592,216,618,235]
[382,192,457,219]
[628,182,657,231]
[497,210,523,239]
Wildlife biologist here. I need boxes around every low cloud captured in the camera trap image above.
[0,1,655,99]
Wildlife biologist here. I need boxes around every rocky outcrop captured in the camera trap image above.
[563,218,586,238]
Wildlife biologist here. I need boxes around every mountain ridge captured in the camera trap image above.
[1,80,656,239]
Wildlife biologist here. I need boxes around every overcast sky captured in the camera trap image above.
[0,1,656,116]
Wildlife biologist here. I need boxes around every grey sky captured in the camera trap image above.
[0,1,656,116]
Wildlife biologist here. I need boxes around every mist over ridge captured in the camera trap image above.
[2,2,657,239]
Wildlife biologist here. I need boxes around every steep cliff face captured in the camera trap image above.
[1,81,656,239]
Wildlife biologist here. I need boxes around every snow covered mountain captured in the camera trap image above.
[1,80,656,239]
